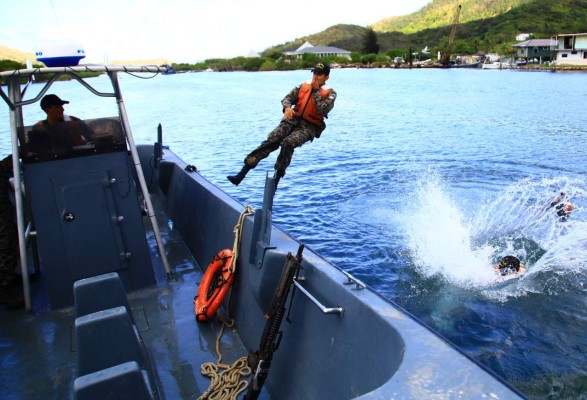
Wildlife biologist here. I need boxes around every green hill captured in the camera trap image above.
[372,0,534,34]
[267,24,367,54]
[265,0,587,56]
[0,45,35,63]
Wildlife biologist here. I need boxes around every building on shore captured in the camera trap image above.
[284,41,352,60]
[512,38,557,63]
[553,33,587,66]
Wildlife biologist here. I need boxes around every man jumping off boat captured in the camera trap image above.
[227,63,337,187]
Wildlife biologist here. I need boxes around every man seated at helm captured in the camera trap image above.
[494,256,526,276]
[32,94,90,150]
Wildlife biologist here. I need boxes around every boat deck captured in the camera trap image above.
[0,193,255,400]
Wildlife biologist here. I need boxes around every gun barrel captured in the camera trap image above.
[296,244,305,260]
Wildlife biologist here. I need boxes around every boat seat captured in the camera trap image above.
[73,272,134,322]
[75,306,149,376]
[73,361,154,400]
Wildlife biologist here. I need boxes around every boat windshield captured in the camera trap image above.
[20,117,127,163]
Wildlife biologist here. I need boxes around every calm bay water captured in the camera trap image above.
[2,68,587,398]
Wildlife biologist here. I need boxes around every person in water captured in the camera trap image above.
[227,63,337,187]
[494,256,526,276]
[549,192,574,218]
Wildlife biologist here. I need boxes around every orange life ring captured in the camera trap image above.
[194,249,234,322]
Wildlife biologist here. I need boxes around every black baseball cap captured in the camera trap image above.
[312,62,330,75]
[41,94,69,110]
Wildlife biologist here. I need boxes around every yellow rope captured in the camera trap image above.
[198,206,255,400]
[198,352,250,400]
[228,205,255,273]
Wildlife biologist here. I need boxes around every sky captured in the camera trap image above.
[1,0,431,63]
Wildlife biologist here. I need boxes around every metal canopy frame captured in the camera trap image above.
[0,65,172,310]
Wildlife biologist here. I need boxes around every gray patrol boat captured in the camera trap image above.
[0,65,526,399]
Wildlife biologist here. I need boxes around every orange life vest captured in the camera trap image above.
[293,81,331,126]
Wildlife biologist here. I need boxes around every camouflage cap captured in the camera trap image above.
[312,62,330,75]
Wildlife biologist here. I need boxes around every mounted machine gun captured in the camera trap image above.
[244,244,304,400]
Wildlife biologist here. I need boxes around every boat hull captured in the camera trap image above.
[482,62,511,69]
[450,61,481,68]
[141,145,525,399]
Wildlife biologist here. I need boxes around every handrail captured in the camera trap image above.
[0,65,166,109]
[0,65,167,78]
[293,278,344,317]
[6,76,31,310]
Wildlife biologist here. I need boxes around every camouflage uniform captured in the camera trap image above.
[0,156,18,292]
[245,83,337,176]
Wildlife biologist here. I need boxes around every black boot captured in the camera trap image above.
[274,169,285,189]
[227,164,252,186]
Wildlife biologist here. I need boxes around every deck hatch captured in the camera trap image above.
[53,171,127,280]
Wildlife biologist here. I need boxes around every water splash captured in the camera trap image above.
[404,174,496,287]
[472,176,585,246]
[403,174,587,299]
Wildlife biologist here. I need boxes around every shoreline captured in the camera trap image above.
[334,63,587,72]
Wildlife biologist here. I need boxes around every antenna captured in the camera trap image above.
[48,0,64,37]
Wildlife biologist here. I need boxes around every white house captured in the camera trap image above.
[554,33,587,66]
[284,41,352,60]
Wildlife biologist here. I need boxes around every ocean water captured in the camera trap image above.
[2,67,587,398]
